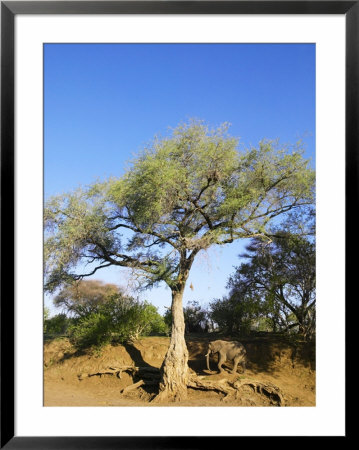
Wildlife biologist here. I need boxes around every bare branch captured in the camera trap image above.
[72,262,112,280]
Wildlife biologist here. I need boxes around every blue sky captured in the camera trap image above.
[44,43,315,315]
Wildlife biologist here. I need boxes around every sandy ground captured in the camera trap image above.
[44,335,315,407]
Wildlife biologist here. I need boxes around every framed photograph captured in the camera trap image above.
[1,1,352,447]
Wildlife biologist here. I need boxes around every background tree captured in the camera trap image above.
[164,301,209,334]
[53,279,120,317]
[44,119,315,400]
[44,306,50,323]
[44,305,73,336]
[226,233,316,338]
[184,301,209,333]
[209,293,265,335]
[43,307,50,334]
[44,313,71,336]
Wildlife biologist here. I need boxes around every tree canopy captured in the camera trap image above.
[53,279,120,317]
[44,120,315,294]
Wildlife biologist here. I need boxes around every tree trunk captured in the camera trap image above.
[157,287,189,401]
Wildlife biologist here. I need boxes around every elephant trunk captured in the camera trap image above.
[206,351,211,371]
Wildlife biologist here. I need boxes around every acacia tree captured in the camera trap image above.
[44,120,315,401]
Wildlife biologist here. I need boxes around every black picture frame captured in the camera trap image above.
[1,1,352,447]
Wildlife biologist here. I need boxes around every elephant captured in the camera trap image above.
[205,340,247,374]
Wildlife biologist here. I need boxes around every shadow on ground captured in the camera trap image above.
[123,342,160,397]
[123,343,154,368]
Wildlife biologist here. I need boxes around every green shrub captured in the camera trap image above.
[66,295,169,352]
[145,304,168,336]
[44,313,71,335]
[108,299,168,342]
[68,313,112,351]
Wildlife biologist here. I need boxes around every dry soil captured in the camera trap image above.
[44,335,315,407]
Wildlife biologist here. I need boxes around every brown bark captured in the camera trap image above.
[81,366,160,380]
[155,287,189,402]
[121,379,145,394]
[187,376,285,406]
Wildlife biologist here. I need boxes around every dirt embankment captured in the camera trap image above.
[44,335,315,407]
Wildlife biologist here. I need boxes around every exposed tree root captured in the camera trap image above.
[78,366,285,405]
[151,390,169,404]
[187,376,231,396]
[151,384,188,403]
[187,375,285,406]
[237,380,285,406]
[78,365,160,381]
[121,379,145,394]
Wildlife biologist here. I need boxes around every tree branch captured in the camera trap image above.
[72,262,112,280]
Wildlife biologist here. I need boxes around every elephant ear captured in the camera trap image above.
[210,341,219,352]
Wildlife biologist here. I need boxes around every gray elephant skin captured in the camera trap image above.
[205,340,247,374]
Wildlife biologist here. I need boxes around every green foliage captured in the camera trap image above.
[216,232,316,338]
[140,303,169,336]
[44,313,72,335]
[68,313,112,351]
[44,307,50,322]
[209,294,265,335]
[101,296,169,342]
[65,289,169,351]
[47,279,168,351]
[110,121,239,230]
[163,308,172,329]
[183,301,209,333]
[164,301,209,334]
[255,317,274,332]
[44,119,315,294]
